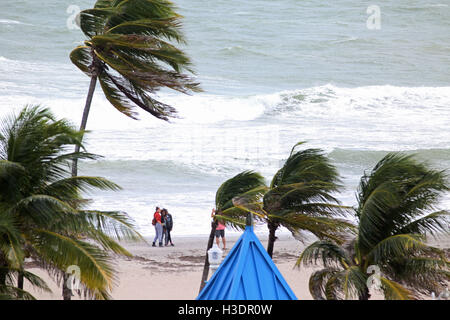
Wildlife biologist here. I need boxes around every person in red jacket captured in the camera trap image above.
[212,208,226,250]
[152,207,163,247]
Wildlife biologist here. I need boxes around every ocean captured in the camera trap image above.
[1,0,449,237]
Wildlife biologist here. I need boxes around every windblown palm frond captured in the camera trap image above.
[275,214,355,245]
[296,240,352,269]
[32,229,117,299]
[307,268,340,300]
[215,170,267,229]
[330,266,368,300]
[379,277,416,300]
[216,170,267,212]
[266,143,346,214]
[262,142,352,257]
[0,212,24,270]
[270,142,341,190]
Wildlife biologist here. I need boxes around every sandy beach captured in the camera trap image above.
[25,233,322,300]
[22,229,450,300]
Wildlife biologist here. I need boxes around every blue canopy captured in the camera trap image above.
[197,225,297,300]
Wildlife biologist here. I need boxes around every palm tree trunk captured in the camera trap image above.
[359,286,370,300]
[358,261,371,300]
[64,75,97,300]
[199,221,217,293]
[62,273,73,300]
[71,75,98,177]
[16,269,24,299]
[267,221,278,258]
[0,253,7,287]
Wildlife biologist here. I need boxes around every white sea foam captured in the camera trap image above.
[330,36,359,44]
[2,84,449,141]
[165,84,450,135]
[0,19,28,25]
[6,84,446,187]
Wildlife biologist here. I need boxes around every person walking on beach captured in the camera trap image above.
[212,209,226,250]
[152,207,163,247]
[162,208,174,246]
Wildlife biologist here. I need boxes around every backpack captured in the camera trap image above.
[152,212,158,226]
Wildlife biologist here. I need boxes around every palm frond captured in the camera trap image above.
[231,196,268,222]
[32,229,116,299]
[0,285,36,300]
[276,214,355,245]
[212,214,246,231]
[80,8,115,38]
[42,176,121,200]
[14,195,77,228]
[270,143,341,189]
[215,170,266,212]
[223,185,268,214]
[366,234,428,264]
[339,266,368,300]
[79,210,144,243]
[0,212,24,269]
[0,160,26,203]
[296,240,351,269]
[308,268,340,300]
[383,254,450,294]
[106,0,181,29]
[399,210,449,238]
[70,46,94,76]
[106,18,185,43]
[20,269,52,293]
[99,69,180,120]
[380,277,416,300]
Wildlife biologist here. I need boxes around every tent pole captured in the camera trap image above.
[246,212,253,227]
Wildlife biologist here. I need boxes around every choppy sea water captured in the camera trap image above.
[1,0,449,236]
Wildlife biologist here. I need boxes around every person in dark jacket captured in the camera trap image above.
[161,208,174,246]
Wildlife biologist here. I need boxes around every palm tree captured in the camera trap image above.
[198,170,267,292]
[0,105,143,299]
[70,0,201,176]
[296,153,450,300]
[234,142,354,258]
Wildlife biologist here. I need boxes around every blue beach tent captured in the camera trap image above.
[197,219,297,300]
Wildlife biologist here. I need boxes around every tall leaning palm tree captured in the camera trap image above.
[297,153,449,300]
[235,142,354,258]
[198,171,267,292]
[0,105,143,299]
[70,0,201,176]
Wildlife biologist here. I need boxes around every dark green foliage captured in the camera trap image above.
[214,171,267,229]
[218,142,354,258]
[0,105,143,299]
[298,153,449,300]
[71,0,201,121]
